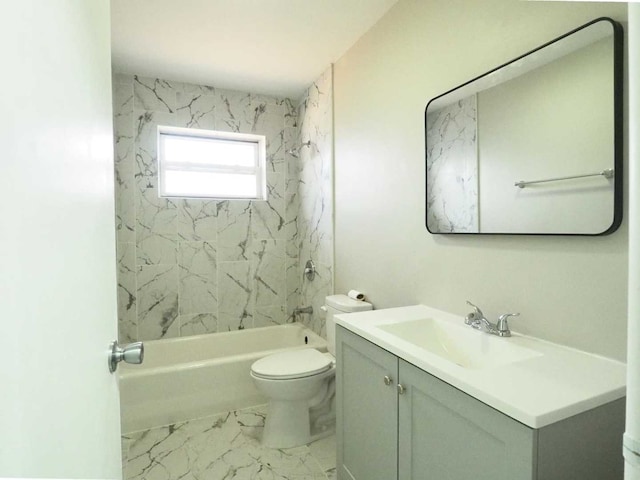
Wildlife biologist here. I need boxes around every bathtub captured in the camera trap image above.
[119,323,327,434]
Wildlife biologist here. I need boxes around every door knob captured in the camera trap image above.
[384,375,393,386]
[397,384,406,395]
[108,340,144,373]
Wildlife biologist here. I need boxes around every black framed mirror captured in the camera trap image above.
[425,17,623,235]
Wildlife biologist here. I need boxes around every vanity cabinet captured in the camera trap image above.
[337,324,398,480]
[336,326,624,480]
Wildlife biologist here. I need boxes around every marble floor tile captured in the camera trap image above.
[307,436,336,475]
[122,405,336,480]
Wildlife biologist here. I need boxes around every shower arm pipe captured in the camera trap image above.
[286,140,313,155]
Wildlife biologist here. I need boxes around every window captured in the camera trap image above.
[157,126,267,200]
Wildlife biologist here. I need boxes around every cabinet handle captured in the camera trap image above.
[397,384,406,395]
[384,375,393,386]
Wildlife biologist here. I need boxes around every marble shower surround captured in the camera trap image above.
[114,68,334,342]
[296,68,334,336]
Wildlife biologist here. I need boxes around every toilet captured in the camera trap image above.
[250,294,373,448]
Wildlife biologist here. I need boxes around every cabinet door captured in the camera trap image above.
[337,326,398,480]
[398,360,536,480]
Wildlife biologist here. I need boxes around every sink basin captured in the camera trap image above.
[335,304,626,429]
[377,318,542,369]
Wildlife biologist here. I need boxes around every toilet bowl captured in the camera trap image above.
[251,349,336,448]
[250,294,373,448]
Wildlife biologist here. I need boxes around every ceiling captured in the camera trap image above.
[110,0,398,99]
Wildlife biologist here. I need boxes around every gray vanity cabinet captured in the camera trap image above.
[397,359,534,479]
[336,325,624,480]
[336,324,398,480]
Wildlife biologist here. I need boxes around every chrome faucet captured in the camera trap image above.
[294,306,313,315]
[495,312,520,337]
[290,305,313,322]
[465,301,495,333]
[465,301,520,337]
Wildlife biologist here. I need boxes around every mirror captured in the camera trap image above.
[425,18,622,235]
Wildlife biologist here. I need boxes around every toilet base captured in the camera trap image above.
[261,400,337,448]
[262,399,311,448]
[250,357,337,449]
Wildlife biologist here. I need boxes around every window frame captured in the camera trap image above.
[157,125,267,200]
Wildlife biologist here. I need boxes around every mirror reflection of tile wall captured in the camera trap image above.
[113,67,334,343]
[426,95,479,233]
[425,19,620,235]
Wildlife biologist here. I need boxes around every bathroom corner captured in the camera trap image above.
[296,66,336,338]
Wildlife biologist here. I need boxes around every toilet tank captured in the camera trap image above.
[325,294,373,356]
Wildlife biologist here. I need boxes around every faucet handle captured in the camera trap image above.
[465,300,484,325]
[496,312,520,336]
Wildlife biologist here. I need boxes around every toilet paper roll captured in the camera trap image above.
[348,290,365,301]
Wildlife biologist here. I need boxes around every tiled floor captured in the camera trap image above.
[122,406,337,480]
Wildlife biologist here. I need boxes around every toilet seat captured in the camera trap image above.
[251,349,333,380]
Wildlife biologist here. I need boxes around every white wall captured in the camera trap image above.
[334,0,628,360]
[0,0,121,477]
[625,5,640,478]
[479,37,614,234]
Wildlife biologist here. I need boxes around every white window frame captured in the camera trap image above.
[157,125,267,200]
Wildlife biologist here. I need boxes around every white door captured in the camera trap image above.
[0,1,122,478]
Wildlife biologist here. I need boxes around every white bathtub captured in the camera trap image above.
[119,323,327,434]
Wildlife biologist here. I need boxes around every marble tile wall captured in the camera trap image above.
[295,67,334,336]
[114,69,333,342]
[115,74,299,342]
[426,95,478,233]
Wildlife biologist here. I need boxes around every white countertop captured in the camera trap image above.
[335,304,626,429]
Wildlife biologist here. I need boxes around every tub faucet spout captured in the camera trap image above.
[294,306,313,315]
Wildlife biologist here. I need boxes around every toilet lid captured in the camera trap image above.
[251,349,333,380]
